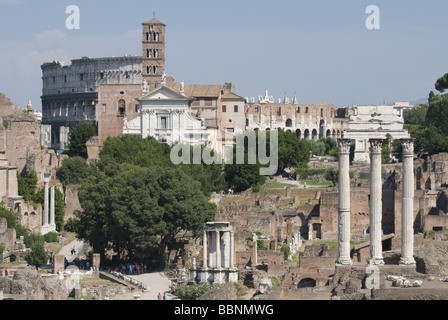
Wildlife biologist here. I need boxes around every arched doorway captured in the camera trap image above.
[312,129,318,141]
[298,278,316,288]
[304,129,310,140]
[319,120,325,139]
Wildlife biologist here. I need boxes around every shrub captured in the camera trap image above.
[280,244,290,261]
[176,283,215,300]
[64,217,78,233]
[44,231,59,243]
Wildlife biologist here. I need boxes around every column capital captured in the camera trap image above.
[369,139,383,154]
[402,139,415,156]
[337,139,351,154]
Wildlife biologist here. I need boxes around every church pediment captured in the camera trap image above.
[139,85,191,102]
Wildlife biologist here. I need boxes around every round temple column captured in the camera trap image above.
[369,139,384,265]
[203,231,208,268]
[230,230,235,268]
[215,231,221,268]
[43,174,50,226]
[50,186,55,227]
[400,139,416,266]
[336,139,352,265]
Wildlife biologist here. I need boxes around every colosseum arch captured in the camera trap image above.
[285,119,292,127]
[312,129,318,140]
[304,129,310,140]
[296,129,302,140]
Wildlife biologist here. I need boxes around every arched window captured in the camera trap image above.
[153,66,157,74]
[147,49,151,58]
[118,99,126,116]
[146,32,150,41]
[147,66,151,75]
[285,119,292,127]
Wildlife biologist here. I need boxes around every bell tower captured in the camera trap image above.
[142,17,166,91]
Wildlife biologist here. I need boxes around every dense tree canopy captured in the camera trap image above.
[56,156,97,187]
[76,160,217,266]
[399,74,448,157]
[66,122,96,158]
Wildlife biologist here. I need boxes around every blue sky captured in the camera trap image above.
[0,0,447,111]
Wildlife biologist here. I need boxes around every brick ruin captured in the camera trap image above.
[188,152,448,296]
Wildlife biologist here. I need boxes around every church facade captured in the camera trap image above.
[123,81,208,146]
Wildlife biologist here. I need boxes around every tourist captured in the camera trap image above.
[5,269,8,277]
[0,269,3,277]
[157,292,162,300]
[163,293,166,300]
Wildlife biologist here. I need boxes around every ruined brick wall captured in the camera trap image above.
[4,114,40,174]
[97,84,142,145]
[64,184,82,222]
[18,202,42,234]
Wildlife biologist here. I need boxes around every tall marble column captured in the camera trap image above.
[230,230,235,268]
[336,139,352,265]
[43,174,50,226]
[369,139,384,265]
[400,139,416,266]
[50,186,55,228]
[215,231,221,268]
[203,231,208,268]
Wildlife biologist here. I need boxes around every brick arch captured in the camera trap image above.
[298,277,317,288]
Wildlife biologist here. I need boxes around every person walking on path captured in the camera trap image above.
[157,292,162,300]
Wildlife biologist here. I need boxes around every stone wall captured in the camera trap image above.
[17,202,42,234]
[97,84,142,145]
[319,187,371,239]
[64,184,82,221]
[3,113,40,175]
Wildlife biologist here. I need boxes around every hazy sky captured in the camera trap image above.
[1,0,447,111]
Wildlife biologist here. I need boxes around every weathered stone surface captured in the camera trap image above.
[197,282,237,300]
[0,267,67,300]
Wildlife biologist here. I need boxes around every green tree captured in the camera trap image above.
[177,145,227,196]
[0,207,16,229]
[66,122,96,158]
[277,129,310,173]
[25,241,49,269]
[100,135,172,168]
[435,73,448,93]
[77,164,217,266]
[56,156,97,186]
[403,104,428,126]
[17,171,38,202]
[325,167,339,186]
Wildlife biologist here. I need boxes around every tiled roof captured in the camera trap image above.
[142,18,165,25]
[167,83,223,98]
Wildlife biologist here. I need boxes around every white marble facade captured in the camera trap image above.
[344,105,410,164]
[123,84,208,146]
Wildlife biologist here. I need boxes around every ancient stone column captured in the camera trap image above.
[400,139,416,266]
[369,139,384,265]
[43,174,50,226]
[203,230,208,268]
[215,231,221,268]
[230,230,235,268]
[50,186,55,227]
[336,139,352,265]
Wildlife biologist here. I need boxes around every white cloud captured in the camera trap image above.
[35,29,68,50]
